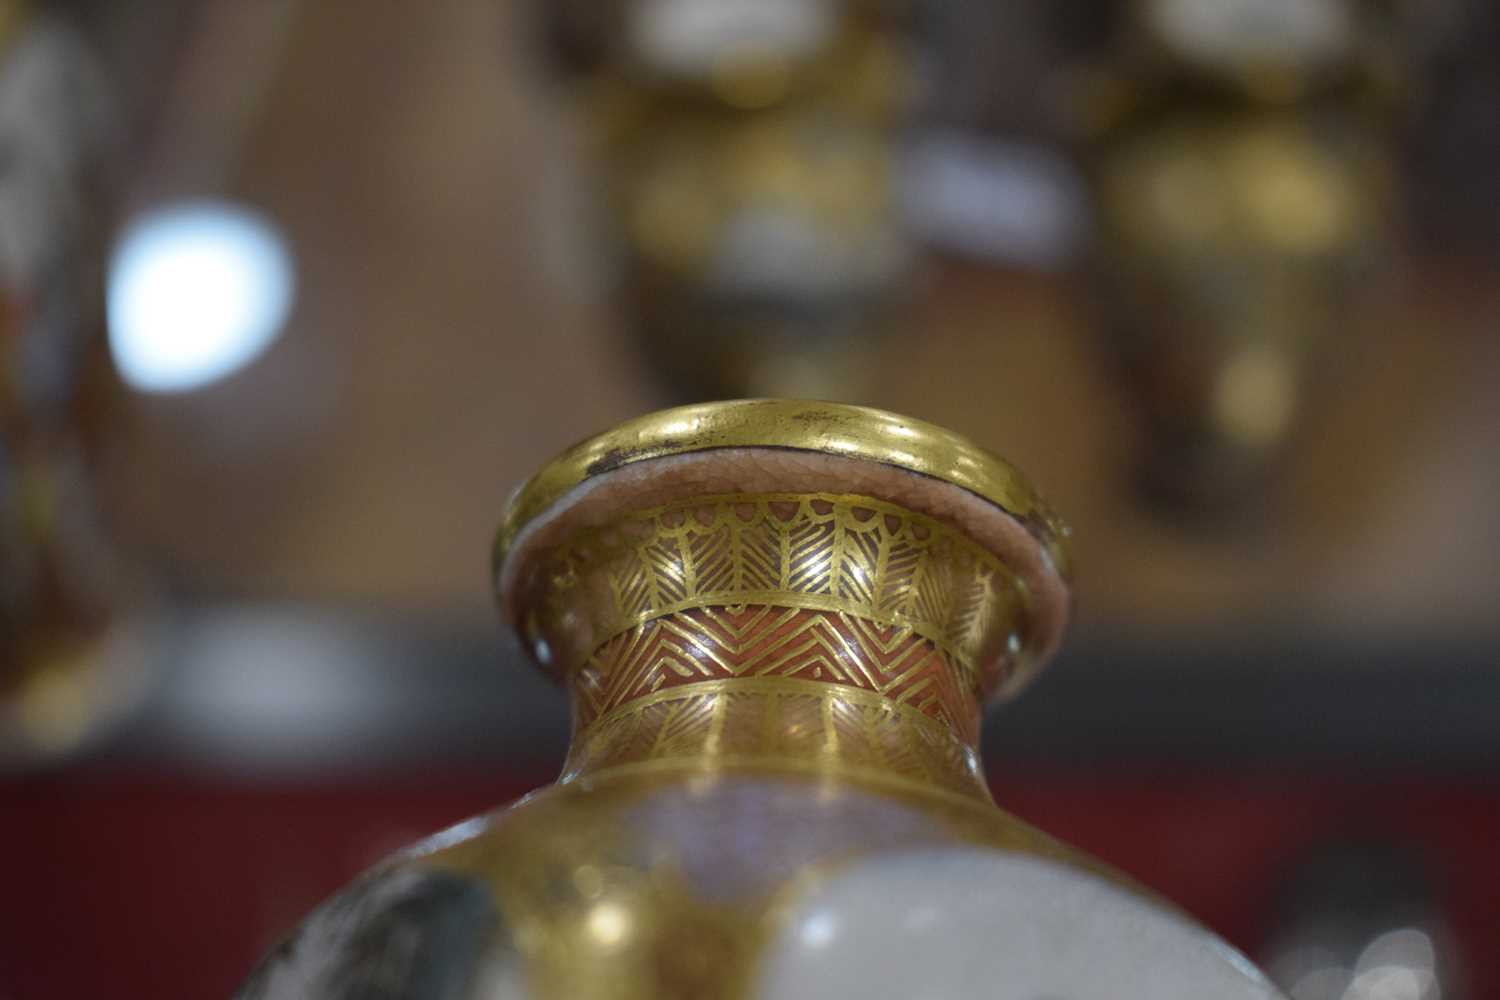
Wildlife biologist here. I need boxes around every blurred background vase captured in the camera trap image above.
[238,400,1284,1000]
[0,0,156,768]
[537,0,917,401]
[1076,0,1398,514]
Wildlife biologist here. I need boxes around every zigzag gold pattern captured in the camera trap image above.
[572,605,979,742]
[561,677,988,798]
[528,493,1029,695]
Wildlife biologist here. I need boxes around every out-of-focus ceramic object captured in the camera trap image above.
[1076,0,1396,513]
[540,0,915,401]
[1260,839,1463,1000]
[1092,109,1387,509]
[239,400,1284,999]
[0,4,151,768]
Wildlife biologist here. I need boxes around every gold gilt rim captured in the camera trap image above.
[494,399,1071,576]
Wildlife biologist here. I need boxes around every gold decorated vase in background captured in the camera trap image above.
[238,400,1285,1000]
[1077,0,1397,512]
[541,0,916,401]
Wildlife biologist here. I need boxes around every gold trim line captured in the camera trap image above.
[494,400,1070,574]
[575,674,959,741]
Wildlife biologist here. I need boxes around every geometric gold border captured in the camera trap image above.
[562,676,990,799]
[572,606,982,741]
[527,493,1030,695]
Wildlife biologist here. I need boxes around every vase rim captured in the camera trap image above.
[493,400,1074,702]
[493,399,1071,578]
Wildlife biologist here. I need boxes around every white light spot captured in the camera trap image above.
[108,200,295,393]
[800,911,837,949]
[587,902,630,947]
[630,0,833,76]
[406,816,489,858]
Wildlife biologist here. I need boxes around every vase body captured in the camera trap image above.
[239,401,1283,999]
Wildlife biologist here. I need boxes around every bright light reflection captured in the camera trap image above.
[407,817,489,858]
[108,200,295,393]
[587,902,630,946]
[799,911,837,949]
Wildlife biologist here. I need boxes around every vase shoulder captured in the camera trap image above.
[240,768,1279,1000]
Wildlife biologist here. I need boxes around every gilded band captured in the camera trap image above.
[525,493,1030,695]
[562,676,988,798]
[494,399,1071,577]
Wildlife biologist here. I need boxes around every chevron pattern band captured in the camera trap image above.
[528,493,1031,707]
[572,605,981,741]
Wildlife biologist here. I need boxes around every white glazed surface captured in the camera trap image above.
[757,848,1284,1000]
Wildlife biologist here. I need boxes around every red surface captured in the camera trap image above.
[2,764,1497,999]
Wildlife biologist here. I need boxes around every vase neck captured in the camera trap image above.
[523,493,1034,801]
[558,606,991,799]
